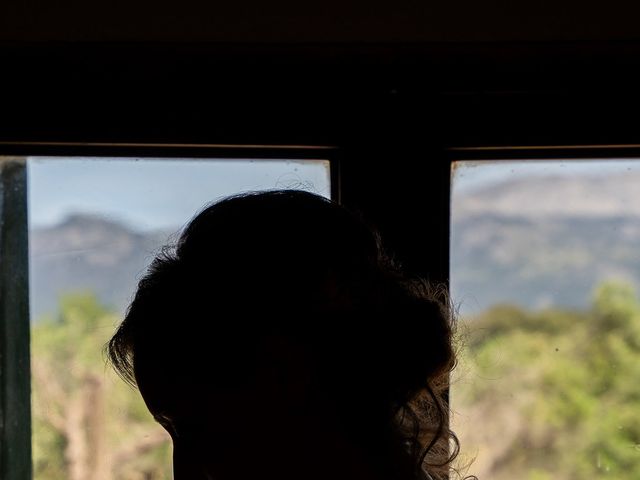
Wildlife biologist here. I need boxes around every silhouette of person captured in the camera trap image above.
[107,190,459,480]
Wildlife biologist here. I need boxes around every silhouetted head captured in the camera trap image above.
[107,190,458,480]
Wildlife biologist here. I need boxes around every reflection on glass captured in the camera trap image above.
[28,157,331,480]
[450,160,640,480]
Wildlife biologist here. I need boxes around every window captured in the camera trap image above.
[0,153,332,480]
[450,158,640,480]
[9,147,640,480]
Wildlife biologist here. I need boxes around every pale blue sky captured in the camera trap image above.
[452,158,640,194]
[27,157,640,232]
[27,157,331,232]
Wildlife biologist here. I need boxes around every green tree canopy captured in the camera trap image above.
[453,281,640,480]
[31,293,172,480]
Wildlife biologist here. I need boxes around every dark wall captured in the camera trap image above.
[3,42,640,147]
[2,0,640,43]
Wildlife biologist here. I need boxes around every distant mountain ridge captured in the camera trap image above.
[452,172,640,315]
[29,173,640,319]
[455,172,640,220]
[29,214,177,320]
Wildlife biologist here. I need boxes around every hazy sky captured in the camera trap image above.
[28,157,331,231]
[27,156,640,231]
[453,158,640,194]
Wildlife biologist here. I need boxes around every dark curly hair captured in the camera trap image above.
[107,190,465,480]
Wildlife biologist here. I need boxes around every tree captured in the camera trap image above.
[31,293,172,480]
[453,281,640,480]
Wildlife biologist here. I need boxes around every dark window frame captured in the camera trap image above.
[4,40,640,480]
[0,157,30,480]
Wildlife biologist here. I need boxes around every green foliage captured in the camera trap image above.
[33,282,640,479]
[454,280,640,480]
[31,293,172,480]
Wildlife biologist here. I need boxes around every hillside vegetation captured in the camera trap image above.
[453,281,640,479]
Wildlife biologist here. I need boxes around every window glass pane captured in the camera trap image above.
[28,157,331,480]
[450,159,640,480]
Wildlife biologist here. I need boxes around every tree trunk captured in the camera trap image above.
[65,388,89,480]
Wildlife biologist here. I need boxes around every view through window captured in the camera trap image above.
[450,159,640,480]
[27,157,331,480]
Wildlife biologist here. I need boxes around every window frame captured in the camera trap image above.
[0,157,30,480]
[3,39,640,480]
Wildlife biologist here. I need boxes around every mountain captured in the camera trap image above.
[29,172,640,320]
[452,172,640,315]
[453,172,640,220]
[29,214,177,320]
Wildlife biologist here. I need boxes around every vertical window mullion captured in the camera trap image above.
[0,157,31,480]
